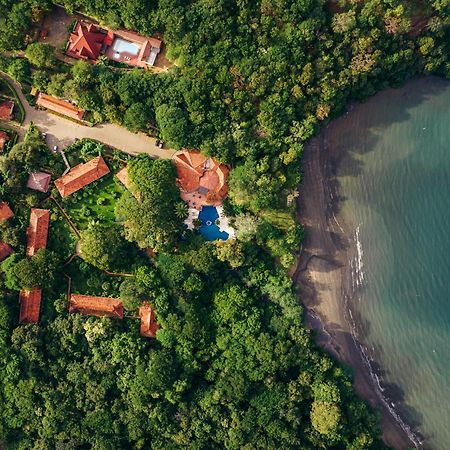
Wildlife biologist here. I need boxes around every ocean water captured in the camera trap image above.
[330,77,450,449]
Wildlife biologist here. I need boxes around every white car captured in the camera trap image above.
[53,145,58,153]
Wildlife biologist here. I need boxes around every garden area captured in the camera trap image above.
[55,139,127,229]
[61,174,125,230]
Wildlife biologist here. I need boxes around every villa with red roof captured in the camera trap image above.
[0,202,14,222]
[26,208,50,257]
[66,20,162,68]
[67,22,106,61]
[36,93,85,121]
[139,302,160,338]
[104,29,162,68]
[19,288,42,324]
[173,150,229,209]
[69,294,124,319]
[54,156,110,197]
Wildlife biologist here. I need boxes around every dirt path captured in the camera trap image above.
[0,72,174,159]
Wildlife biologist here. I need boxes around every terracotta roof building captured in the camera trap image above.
[54,156,110,197]
[26,208,50,257]
[0,130,9,151]
[173,150,229,209]
[0,241,13,262]
[19,288,42,324]
[36,93,85,121]
[115,166,129,189]
[0,202,14,222]
[69,294,124,319]
[67,21,107,61]
[139,302,160,338]
[0,100,14,121]
[104,29,162,68]
[27,171,52,193]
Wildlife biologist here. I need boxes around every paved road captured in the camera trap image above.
[0,72,174,159]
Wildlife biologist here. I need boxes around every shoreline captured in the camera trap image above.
[293,122,424,449]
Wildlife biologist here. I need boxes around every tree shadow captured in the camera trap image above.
[319,76,450,179]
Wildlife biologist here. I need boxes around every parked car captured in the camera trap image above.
[53,145,58,153]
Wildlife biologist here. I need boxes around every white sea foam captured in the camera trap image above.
[345,288,424,448]
[354,225,365,288]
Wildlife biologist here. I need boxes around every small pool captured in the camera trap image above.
[199,206,228,241]
[112,38,140,56]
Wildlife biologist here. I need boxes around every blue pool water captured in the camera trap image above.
[112,38,140,56]
[199,206,228,241]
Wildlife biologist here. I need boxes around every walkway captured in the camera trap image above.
[0,72,174,159]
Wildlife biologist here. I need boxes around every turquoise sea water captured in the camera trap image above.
[330,77,450,449]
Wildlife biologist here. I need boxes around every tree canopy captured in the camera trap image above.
[0,0,447,447]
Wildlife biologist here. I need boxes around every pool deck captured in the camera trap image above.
[105,45,141,66]
[216,206,235,238]
[104,30,161,68]
[184,207,198,230]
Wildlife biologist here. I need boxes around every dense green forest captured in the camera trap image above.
[1,0,449,447]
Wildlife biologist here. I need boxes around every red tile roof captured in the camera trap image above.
[26,208,50,257]
[67,21,106,61]
[0,100,14,121]
[36,93,85,121]
[0,202,14,222]
[0,130,9,151]
[115,166,129,189]
[27,171,51,193]
[104,30,114,47]
[69,294,124,319]
[0,241,13,262]
[174,150,229,207]
[104,29,162,68]
[139,302,160,338]
[19,288,42,324]
[54,156,110,197]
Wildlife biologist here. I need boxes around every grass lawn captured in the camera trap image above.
[63,173,125,230]
[260,209,296,231]
[41,198,77,259]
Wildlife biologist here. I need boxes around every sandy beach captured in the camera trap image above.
[294,128,421,449]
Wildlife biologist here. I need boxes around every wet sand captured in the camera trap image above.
[294,129,419,449]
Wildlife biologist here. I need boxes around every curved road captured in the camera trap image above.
[1,72,174,159]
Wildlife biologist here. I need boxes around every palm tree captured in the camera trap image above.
[175,201,188,220]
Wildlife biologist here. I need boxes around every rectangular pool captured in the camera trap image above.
[111,38,140,56]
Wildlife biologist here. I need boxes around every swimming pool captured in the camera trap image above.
[198,206,229,241]
[112,38,140,56]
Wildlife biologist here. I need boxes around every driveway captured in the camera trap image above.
[0,72,174,159]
